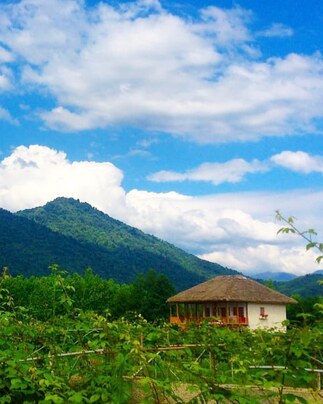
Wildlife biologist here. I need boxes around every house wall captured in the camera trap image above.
[247,303,287,331]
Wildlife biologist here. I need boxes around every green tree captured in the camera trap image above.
[130,269,176,322]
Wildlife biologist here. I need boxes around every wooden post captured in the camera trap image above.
[226,302,229,324]
[209,348,216,374]
[317,372,321,391]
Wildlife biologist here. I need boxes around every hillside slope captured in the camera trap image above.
[8,198,238,289]
[0,208,104,277]
[274,273,323,297]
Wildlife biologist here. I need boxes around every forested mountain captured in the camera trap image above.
[0,198,237,290]
[274,273,323,297]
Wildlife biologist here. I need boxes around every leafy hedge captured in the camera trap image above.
[0,268,321,403]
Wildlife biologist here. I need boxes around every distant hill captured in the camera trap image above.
[273,273,323,297]
[0,197,238,290]
[252,271,297,282]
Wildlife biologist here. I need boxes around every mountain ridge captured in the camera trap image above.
[250,271,297,282]
[0,197,238,289]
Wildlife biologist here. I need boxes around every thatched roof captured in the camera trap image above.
[167,275,297,305]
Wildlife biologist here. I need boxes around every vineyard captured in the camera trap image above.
[0,269,322,403]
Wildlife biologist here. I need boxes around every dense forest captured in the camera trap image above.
[2,197,322,298]
[0,198,237,290]
[2,265,321,325]
[2,267,175,322]
[273,273,323,297]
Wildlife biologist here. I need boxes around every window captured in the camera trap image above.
[232,306,244,317]
[220,307,226,317]
[260,307,268,319]
[238,307,244,317]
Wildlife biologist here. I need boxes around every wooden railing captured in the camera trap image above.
[169,316,248,326]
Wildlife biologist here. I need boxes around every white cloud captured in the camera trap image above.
[0,65,13,92]
[271,151,323,173]
[199,245,317,276]
[126,189,323,275]
[199,6,252,47]
[0,106,18,124]
[0,1,322,142]
[148,158,268,185]
[1,145,322,276]
[0,46,14,63]
[257,23,293,38]
[0,145,126,215]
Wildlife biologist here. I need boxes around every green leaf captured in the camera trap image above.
[89,394,101,403]
[68,392,85,403]
[306,242,317,250]
[43,393,64,403]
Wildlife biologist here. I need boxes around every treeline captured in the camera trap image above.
[1,266,175,322]
[1,265,322,326]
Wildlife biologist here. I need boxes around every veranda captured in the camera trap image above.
[169,301,248,326]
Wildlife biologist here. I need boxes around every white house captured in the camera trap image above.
[167,275,297,331]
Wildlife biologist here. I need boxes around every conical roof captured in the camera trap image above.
[167,275,297,304]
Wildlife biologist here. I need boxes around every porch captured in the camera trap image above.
[169,302,248,326]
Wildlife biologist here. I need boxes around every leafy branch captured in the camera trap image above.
[275,211,323,264]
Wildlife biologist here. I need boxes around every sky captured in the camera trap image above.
[0,0,322,277]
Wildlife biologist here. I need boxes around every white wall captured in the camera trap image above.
[247,303,287,331]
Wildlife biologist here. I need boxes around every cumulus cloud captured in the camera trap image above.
[0,0,322,142]
[199,245,317,276]
[199,6,252,47]
[0,145,126,215]
[149,150,323,186]
[271,151,323,173]
[126,188,323,275]
[1,145,322,276]
[148,158,268,185]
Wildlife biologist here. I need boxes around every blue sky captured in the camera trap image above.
[0,0,322,276]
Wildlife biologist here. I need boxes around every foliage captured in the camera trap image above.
[286,294,323,326]
[3,268,175,322]
[0,198,237,290]
[276,211,323,309]
[273,273,323,297]
[0,266,321,403]
[276,210,323,265]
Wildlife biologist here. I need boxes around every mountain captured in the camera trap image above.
[251,271,297,282]
[0,197,238,290]
[273,273,323,297]
[0,207,102,277]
